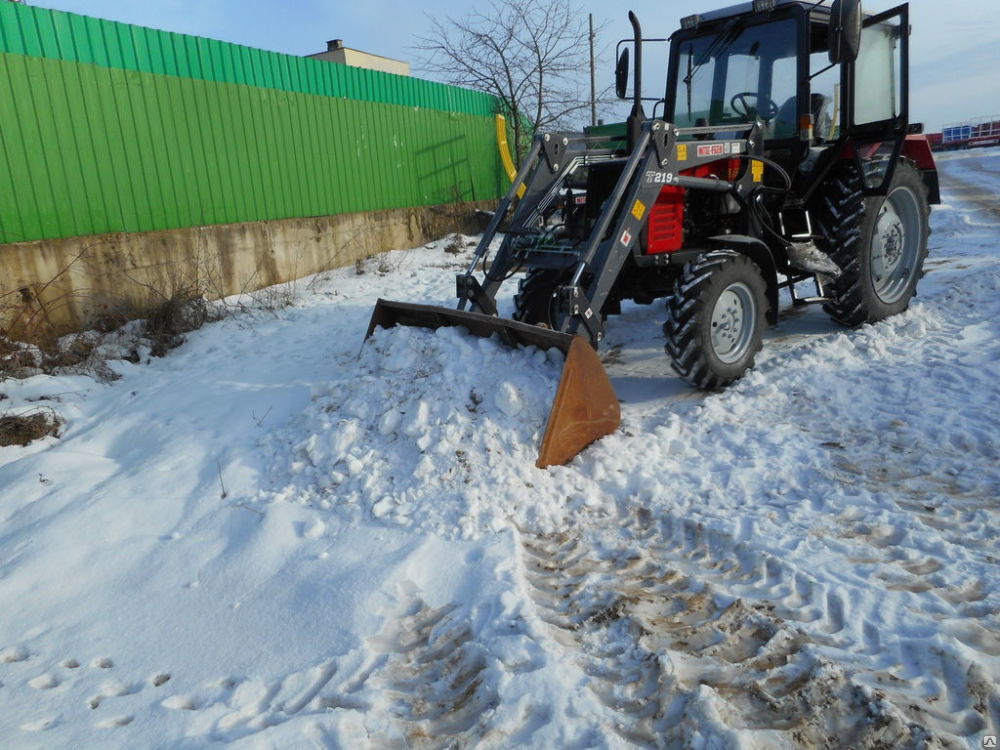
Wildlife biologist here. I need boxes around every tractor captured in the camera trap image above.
[368,0,938,466]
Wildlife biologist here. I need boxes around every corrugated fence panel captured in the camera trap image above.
[0,3,506,243]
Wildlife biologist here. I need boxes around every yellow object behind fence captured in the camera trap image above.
[495,114,526,198]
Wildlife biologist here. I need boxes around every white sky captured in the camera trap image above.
[20,0,1000,133]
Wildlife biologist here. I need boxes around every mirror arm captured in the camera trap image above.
[809,61,837,81]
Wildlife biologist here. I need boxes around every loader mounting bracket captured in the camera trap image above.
[558,284,604,345]
[541,133,570,173]
[456,274,497,316]
[651,122,675,168]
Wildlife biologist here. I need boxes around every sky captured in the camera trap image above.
[19,0,1000,133]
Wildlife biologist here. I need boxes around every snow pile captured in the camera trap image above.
[259,324,579,536]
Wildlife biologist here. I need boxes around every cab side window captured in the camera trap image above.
[854,21,901,124]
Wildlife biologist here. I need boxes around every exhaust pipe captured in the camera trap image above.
[626,11,646,150]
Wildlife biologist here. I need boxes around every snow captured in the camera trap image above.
[260,324,569,536]
[1,150,999,748]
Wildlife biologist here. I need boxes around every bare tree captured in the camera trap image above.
[414,0,600,160]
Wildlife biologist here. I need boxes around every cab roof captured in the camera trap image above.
[690,0,835,26]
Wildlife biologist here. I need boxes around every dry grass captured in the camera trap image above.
[0,246,109,378]
[0,326,101,380]
[0,408,62,447]
[443,233,465,255]
[142,286,212,357]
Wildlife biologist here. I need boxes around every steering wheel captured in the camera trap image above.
[730,92,779,120]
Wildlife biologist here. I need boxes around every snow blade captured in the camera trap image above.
[365,299,620,467]
[536,336,621,468]
[366,299,574,352]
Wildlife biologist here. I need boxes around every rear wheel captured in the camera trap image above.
[816,161,930,326]
[664,250,768,390]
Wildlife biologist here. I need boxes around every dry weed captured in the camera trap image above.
[444,233,464,255]
[0,408,62,447]
[142,287,211,357]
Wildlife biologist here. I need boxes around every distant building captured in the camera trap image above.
[306,40,410,77]
[931,115,1000,151]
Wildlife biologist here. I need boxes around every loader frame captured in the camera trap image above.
[457,119,768,347]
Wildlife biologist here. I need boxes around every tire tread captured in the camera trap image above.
[663,250,766,390]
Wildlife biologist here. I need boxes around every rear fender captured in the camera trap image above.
[902,135,940,204]
[843,138,939,204]
[902,135,936,170]
[707,235,779,325]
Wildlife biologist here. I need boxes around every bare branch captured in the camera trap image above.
[412,0,603,158]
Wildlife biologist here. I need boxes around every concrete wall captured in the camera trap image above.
[0,201,491,339]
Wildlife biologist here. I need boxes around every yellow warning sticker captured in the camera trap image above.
[677,144,688,161]
[631,200,646,221]
[752,159,764,182]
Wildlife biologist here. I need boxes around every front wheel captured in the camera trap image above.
[513,268,612,329]
[664,250,768,390]
[512,269,563,328]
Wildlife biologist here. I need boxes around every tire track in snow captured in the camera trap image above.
[364,598,502,748]
[158,598,506,748]
[616,510,1000,741]
[10,599,526,748]
[517,507,997,748]
[800,289,1000,572]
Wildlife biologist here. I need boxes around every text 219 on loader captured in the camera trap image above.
[367,0,938,467]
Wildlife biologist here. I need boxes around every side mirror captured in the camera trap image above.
[615,47,630,99]
[829,0,862,64]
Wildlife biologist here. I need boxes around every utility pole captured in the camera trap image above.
[589,14,596,128]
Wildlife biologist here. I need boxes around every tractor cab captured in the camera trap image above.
[616,0,917,199]
[668,11,808,143]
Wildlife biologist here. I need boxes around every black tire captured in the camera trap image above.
[512,268,610,328]
[512,269,563,327]
[815,160,930,327]
[663,250,768,390]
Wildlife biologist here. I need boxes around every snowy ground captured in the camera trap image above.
[1,150,998,749]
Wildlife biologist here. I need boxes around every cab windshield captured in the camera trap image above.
[673,19,798,139]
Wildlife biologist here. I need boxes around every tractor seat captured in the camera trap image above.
[770,93,832,142]
[812,94,832,141]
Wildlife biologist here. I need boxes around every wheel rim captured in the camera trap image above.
[710,281,756,364]
[870,185,923,304]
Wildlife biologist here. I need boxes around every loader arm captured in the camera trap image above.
[458,118,764,347]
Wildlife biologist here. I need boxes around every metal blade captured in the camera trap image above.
[536,336,620,468]
[367,299,575,353]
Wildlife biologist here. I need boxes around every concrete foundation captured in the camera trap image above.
[0,201,493,338]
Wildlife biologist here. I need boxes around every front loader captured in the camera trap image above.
[368,0,938,467]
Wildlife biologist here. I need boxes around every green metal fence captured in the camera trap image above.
[0,3,505,244]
